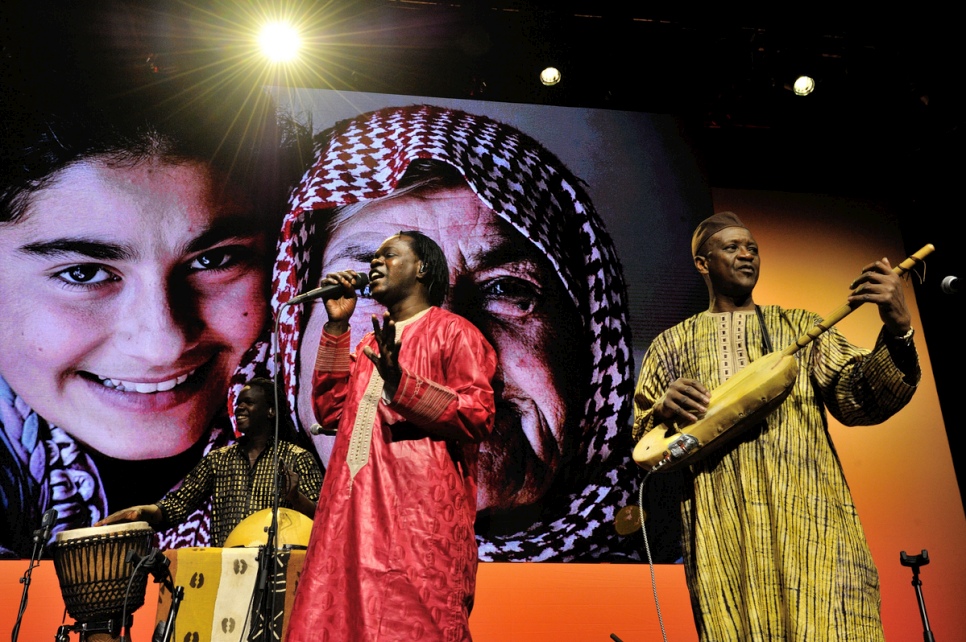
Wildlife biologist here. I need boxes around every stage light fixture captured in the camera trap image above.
[792,74,816,96]
[540,66,561,86]
[259,21,300,63]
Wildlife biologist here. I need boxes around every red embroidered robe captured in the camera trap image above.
[285,307,497,642]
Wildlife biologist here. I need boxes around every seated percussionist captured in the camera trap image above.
[96,377,322,547]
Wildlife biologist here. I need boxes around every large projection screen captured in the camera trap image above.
[1,83,963,641]
[269,88,713,563]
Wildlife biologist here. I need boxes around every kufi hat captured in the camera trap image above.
[691,211,748,257]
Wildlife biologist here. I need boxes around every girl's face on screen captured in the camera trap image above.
[0,158,269,459]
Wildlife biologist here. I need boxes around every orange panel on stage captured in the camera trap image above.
[2,560,695,641]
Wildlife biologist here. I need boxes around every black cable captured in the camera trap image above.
[120,550,152,640]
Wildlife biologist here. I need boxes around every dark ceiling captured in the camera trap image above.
[3,1,965,494]
[5,2,962,193]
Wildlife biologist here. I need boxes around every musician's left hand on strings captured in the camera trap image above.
[848,257,912,336]
[364,311,403,399]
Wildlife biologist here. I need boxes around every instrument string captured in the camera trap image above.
[909,260,927,285]
[636,471,670,642]
[755,305,774,354]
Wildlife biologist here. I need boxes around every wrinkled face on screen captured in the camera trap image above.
[0,158,269,460]
[297,184,587,512]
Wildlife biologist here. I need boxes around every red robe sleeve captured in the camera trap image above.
[311,328,352,434]
[387,314,497,443]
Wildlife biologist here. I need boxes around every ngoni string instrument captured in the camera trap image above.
[633,243,935,473]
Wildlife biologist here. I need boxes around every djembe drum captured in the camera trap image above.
[50,522,154,641]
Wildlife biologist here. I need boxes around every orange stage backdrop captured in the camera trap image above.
[2,189,963,641]
[709,189,966,641]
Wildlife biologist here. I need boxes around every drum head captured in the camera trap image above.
[54,521,153,543]
[224,508,313,548]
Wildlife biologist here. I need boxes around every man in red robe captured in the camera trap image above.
[285,231,497,641]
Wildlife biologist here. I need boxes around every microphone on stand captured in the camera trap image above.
[285,273,369,306]
[308,423,337,436]
[12,509,59,642]
[35,508,58,546]
[941,275,959,295]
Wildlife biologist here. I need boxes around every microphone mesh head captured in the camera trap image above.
[941,275,958,294]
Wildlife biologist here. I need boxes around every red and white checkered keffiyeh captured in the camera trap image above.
[233,104,641,561]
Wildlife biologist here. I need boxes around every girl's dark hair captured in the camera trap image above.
[1,0,319,227]
[0,75,296,226]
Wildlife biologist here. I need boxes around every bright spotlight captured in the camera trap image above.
[792,75,816,96]
[259,22,300,63]
[540,66,561,86]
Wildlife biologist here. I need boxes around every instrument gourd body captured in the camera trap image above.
[633,351,799,472]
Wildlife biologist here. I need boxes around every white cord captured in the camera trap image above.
[637,470,670,642]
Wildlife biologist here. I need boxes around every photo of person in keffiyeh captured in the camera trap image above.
[234,104,648,561]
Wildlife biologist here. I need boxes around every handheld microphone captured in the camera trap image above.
[941,275,959,295]
[285,273,369,306]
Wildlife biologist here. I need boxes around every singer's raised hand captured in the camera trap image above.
[322,269,362,335]
[364,311,402,399]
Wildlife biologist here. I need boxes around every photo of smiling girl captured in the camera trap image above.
[0,73,302,557]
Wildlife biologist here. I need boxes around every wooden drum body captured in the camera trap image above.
[50,522,154,623]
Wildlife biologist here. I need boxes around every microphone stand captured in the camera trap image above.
[253,94,284,642]
[900,550,936,642]
[248,284,349,639]
[249,311,288,642]
[251,468,282,641]
[12,509,56,642]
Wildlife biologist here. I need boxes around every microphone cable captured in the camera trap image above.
[637,470,670,642]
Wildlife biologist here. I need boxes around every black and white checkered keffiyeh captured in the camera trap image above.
[234,104,641,561]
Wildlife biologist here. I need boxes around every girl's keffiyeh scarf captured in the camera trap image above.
[234,105,640,561]
[1,375,227,553]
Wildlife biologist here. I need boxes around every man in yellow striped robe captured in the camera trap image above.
[633,212,919,641]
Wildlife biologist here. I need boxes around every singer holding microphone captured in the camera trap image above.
[284,231,497,642]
